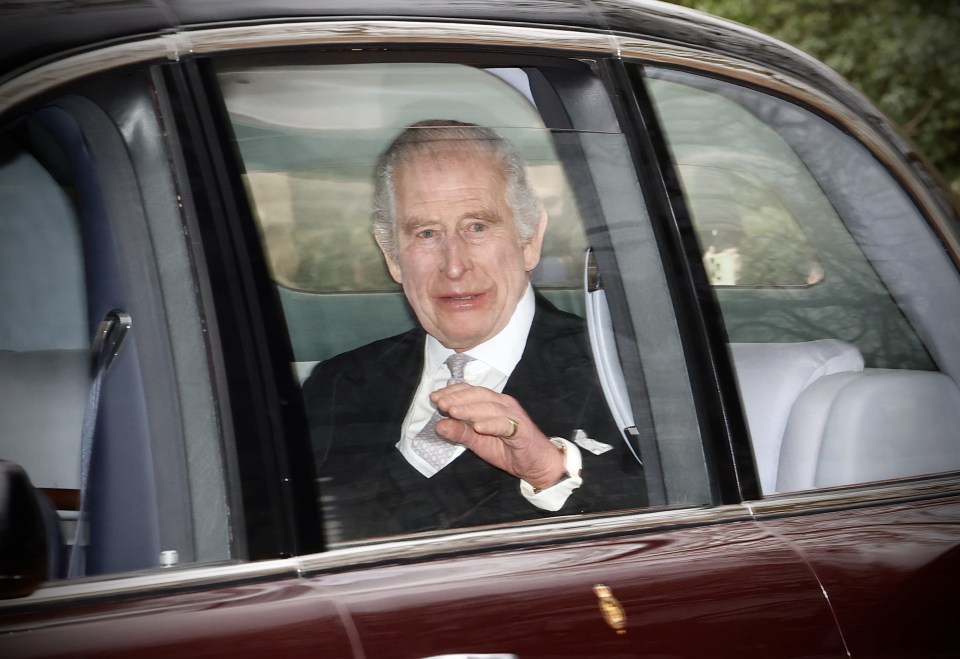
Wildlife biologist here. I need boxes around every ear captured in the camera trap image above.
[522,206,549,272]
[376,236,403,284]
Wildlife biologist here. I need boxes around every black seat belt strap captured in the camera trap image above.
[67,310,131,578]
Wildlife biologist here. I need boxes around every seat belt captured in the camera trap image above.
[67,310,131,578]
[583,249,644,466]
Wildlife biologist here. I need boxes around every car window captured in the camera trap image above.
[221,63,591,375]
[646,67,960,495]
[0,74,230,585]
[226,63,588,296]
[0,125,88,551]
[216,57,707,545]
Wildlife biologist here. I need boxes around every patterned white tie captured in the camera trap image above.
[412,353,474,470]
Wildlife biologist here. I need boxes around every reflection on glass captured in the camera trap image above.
[681,164,823,287]
[220,63,588,293]
[647,73,935,370]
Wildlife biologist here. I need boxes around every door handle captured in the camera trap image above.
[422,655,518,659]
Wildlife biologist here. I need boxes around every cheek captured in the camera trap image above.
[504,244,533,273]
[396,255,436,294]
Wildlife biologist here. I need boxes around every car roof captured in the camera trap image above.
[0,0,921,192]
[2,1,588,80]
[0,0,818,82]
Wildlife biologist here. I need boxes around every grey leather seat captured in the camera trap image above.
[777,369,960,491]
[729,340,864,494]
[730,339,960,495]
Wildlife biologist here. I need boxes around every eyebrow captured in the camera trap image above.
[398,217,437,235]
[399,209,504,233]
[461,209,503,225]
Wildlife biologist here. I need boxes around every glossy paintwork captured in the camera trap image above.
[763,495,960,658]
[0,577,358,658]
[322,520,845,657]
[0,518,846,658]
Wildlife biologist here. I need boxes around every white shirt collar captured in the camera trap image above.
[424,282,535,375]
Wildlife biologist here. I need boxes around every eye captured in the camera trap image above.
[467,222,486,233]
[417,228,437,239]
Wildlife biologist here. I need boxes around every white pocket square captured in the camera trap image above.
[571,429,614,455]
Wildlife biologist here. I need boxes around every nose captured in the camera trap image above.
[440,232,471,279]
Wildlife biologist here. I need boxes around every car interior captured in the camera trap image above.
[0,104,160,579]
[648,69,960,494]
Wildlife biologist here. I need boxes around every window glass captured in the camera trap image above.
[0,77,228,586]
[0,119,126,584]
[647,67,960,494]
[0,127,88,511]
[218,59,696,545]
[681,163,822,287]
[222,64,587,295]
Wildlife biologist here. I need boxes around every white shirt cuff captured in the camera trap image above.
[520,437,583,511]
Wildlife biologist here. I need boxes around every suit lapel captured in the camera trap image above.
[505,295,597,437]
[355,328,425,430]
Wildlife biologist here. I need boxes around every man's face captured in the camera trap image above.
[381,148,546,351]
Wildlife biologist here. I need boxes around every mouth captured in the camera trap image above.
[438,291,486,306]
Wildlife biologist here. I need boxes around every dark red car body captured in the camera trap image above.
[1,1,958,657]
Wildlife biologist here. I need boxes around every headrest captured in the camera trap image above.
[729,340,864,494]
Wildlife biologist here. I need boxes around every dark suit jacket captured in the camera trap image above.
[302,295,647,542]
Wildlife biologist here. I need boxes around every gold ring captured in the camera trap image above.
[501,417,519,440]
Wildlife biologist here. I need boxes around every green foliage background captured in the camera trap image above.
[668,0,960,194]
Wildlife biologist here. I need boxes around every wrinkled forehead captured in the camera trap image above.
[396,139,506,182]
[393,144,509,202]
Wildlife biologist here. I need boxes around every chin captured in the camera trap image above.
[436,324,494,349]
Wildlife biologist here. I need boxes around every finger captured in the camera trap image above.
[471,416,521,440]
[432,385,520,411]
[444,399,516,425]
[429,382,476,408]
[430,382,499,404]
[434,394,513,421]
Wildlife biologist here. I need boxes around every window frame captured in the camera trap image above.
[620,41,960,505]
[0,63,227,582]
[190,42,728,552]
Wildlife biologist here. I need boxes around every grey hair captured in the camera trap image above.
[372,119,543,261]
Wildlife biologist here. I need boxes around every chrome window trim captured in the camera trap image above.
[1,504,742,610]
[7,474,957,610]
[180,20,614,55]
[744,472,960,517]
[0,558,301,613]
[0,36,175,114]
[617,36,960,263]
[0,20,613,117]
[302,475,960,573]
[302,503,747,572]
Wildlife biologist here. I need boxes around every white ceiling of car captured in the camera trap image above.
[218,62,542,132]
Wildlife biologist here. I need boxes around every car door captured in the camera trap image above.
[0,36,358,659]
[194,22,846,657]
[632,36,960,658]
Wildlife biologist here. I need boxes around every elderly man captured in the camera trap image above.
[303,120,646,541]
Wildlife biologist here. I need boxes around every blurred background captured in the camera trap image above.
[669,0,960,195]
